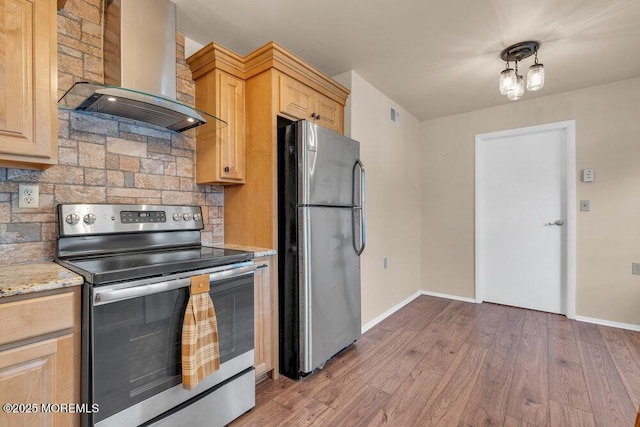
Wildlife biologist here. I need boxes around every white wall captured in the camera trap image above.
[333,71,422,327]
[184,36,204,58]
[421,77,640,327]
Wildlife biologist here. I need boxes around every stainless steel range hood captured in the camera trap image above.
[58,82,224,132]
[58,0,224,133]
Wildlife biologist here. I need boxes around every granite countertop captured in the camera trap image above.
[214,243,276,258]
[0,262,84,298]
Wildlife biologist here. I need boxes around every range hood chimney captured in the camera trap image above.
[58,0,223,133]
[104,0,177,100]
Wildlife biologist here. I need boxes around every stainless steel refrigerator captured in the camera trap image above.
[278,119,365,380]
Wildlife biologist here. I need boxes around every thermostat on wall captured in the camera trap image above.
[582,168,595,183]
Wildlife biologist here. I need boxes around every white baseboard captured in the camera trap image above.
[360,290,481,334]
[574,315,640,332]
[361,291,422,333]
[419,290,478,304]
[361,292,640,335]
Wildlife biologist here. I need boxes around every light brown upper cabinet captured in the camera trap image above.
[222,42,349,249]
[188,44,246,185]
[0,0,58,169]
[189,41,349,246]
[279,75,342,133]
[217,72,245,181]
[188,41,348,187]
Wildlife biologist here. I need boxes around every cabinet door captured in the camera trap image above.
[279,75,314,120]
[314,91,342,133]
[254,257,278,380]
[0,0,57,169]
[0,335,74,427]
[279,74,343,133]
[217,72,245,182]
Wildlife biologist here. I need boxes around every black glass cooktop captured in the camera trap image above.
[58,246,253,285]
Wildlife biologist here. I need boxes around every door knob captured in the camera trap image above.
[545,219,564,226]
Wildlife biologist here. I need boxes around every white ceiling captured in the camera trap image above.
[172,0,640,121]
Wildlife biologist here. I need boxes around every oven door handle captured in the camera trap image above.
[208,264,258,283]
[94,264,258,305]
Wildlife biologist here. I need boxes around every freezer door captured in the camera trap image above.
[298,206,361,374]
[297,120,360,207]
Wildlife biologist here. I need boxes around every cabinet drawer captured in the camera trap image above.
[0,293,75,346]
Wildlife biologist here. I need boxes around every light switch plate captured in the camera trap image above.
[633,263,640,275]
[580,200,590,211]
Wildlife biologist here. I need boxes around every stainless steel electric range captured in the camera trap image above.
[55,204,257,427]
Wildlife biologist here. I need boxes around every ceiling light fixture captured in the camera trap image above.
[498,41,544,100]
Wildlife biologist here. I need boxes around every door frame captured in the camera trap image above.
[474,120,576,318]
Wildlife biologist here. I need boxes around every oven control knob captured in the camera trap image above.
[65,213,80,225]
[173,212,181,221]
[193,213,201,222]
[83,213,96,225]
[183,213,192,221]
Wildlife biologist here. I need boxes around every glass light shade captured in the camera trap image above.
[507,75,524,101]
[527,63,545,91]
[499,68,517,95]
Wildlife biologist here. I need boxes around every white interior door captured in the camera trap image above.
[476,121,576,315]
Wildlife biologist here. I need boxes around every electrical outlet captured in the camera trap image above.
[18,184,39,209]
[633,263,640,275]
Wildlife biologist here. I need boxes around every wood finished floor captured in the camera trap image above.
[231,296,640,426]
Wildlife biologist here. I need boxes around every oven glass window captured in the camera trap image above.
[91,275,254,423]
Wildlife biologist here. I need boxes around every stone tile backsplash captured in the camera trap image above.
[0,0,223,265]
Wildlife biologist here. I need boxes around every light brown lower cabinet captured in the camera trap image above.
[254,256,279,381]
[0,289,80,427]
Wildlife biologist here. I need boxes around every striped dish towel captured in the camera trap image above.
[182,292,220,389]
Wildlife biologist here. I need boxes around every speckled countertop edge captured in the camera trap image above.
[212,243,276,258]
[0,262,84,298]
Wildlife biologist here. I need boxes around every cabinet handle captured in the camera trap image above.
[311,113,317,119]
[224,166,230,173]
[316,114,321,120]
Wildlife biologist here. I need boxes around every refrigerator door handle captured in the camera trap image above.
[352,160,366,256]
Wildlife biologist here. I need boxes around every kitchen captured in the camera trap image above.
[1,0,640,426]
